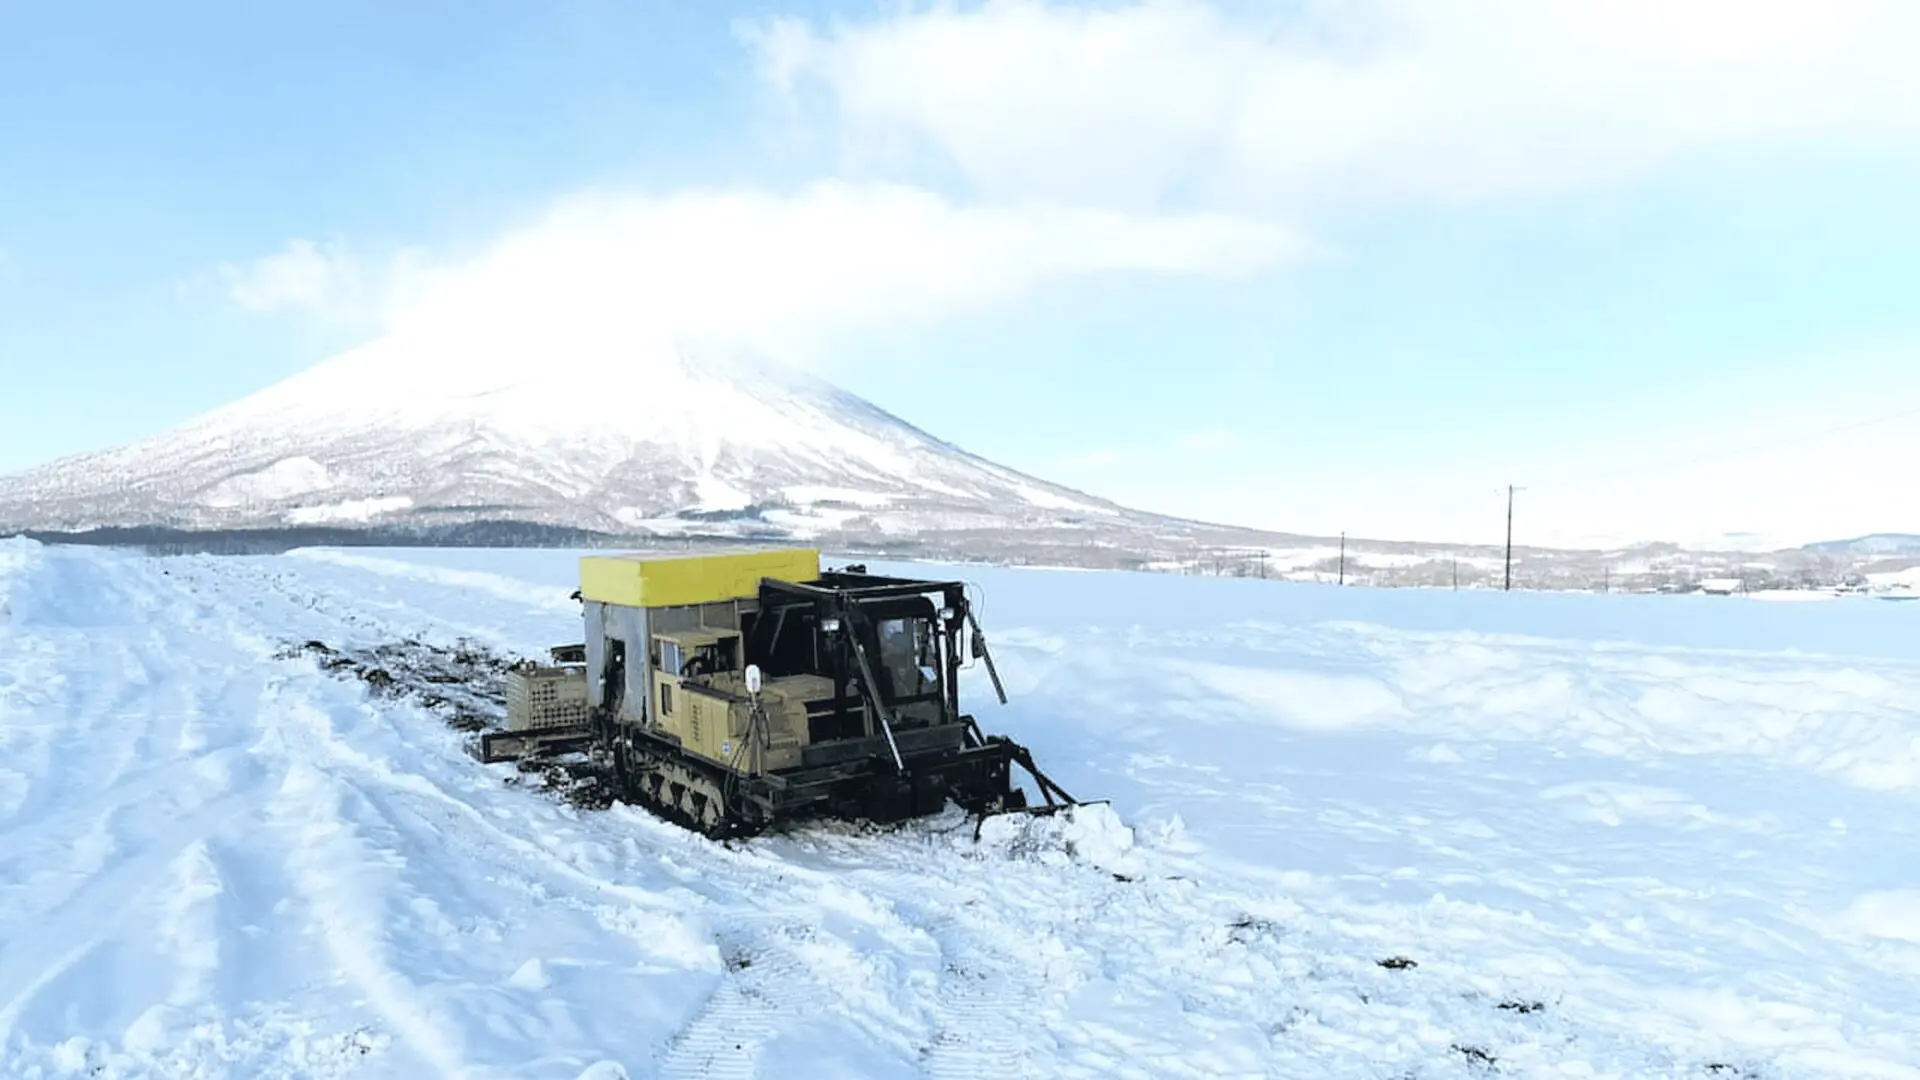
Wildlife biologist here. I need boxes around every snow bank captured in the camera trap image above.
[969,802,1146,879]
[0,535,41,616]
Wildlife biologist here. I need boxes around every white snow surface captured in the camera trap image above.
[3,537,1920,1077]
[198,457,336,508]
[285,497,417,526]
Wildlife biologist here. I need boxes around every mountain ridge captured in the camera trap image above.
[0,335,1190,547]
[1800,533,1920,557]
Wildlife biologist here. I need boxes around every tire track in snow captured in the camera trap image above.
[182,553,545,665]
[693,823,1076,1077]
[147,838,230,1013]
[0,621,60,825]
[0,546,471,1074]
[918,915,1034,1079]
[159,555,719,1073]
[319,759,716,974]
[0,743,264,873]
[254,682,478,1078]
[890,858,1106,1078]
[0,783,268,1039]
[0,548,294,1044]
[245,657,835,1078]
[0,758,198,866]
[751,817,1276,1079]
[655,920,836,1080]
[0,549,263,860]
[0,552,162,841]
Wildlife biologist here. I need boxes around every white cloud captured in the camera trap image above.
[362,181,1302,369]
[221,238,368,318]
[744,0,1920,211]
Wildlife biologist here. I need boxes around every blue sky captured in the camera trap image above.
[4,0,1919,548]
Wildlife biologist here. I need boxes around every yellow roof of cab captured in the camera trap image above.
[579,546,821,609]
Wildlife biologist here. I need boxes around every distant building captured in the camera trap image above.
[1697,577,1745,595]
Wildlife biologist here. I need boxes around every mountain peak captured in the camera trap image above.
[0,333,1127,540]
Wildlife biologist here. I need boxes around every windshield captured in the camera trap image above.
[875,616,941,721]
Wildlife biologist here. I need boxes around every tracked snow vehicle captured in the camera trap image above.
[476,547,1081,836]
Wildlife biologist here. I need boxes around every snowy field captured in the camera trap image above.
[3,538,1919,1079]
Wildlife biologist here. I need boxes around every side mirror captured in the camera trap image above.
[745,664,762,694]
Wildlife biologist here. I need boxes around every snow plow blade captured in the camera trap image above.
[981,732,1094,812]
[964,736,1104,838]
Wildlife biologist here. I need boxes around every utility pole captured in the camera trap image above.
[1338,531,1346,586]
[1452,559,1459,590]
[1503,484,1516,591]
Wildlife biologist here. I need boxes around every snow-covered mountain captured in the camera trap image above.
[0,334,1144,542]
[1803,533,1920,557]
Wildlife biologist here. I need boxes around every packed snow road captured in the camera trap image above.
[2,539,1918,1078]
